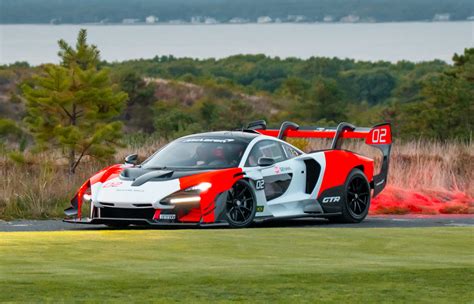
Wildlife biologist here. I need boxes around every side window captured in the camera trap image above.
[245,140,286,167]
[282,144,302,159]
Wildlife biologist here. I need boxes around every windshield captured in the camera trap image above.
[142,137,248,170]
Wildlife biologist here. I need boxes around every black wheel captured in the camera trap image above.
[225,179,257,228]
[332,169,371,223]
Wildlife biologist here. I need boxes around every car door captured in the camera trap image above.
[245,140,306,206]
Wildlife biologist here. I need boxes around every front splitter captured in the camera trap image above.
[63,217,229,228]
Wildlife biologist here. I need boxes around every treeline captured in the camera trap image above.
[1,49,473,153]
[1,0,473,24]
[107,51,473,140]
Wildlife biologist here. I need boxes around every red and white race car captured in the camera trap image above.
[65,121,392,228]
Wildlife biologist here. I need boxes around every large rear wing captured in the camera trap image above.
[246,121,392,196]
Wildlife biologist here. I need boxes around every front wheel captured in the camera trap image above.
[225,179,257,228]
[331,169,371,223]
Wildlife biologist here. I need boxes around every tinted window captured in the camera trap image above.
[245,140,286,167]
[142,137,248,170]
[282,144,302,159]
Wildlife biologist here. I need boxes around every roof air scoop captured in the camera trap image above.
[246,120,267,130]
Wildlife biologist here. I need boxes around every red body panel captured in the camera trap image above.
[76,164,126,218]
[178,168,243,223]
[75,181,90,219]
[89,164,125,185]
[258,129,368,139]
[318,150,374,196]
[366,124,392,145]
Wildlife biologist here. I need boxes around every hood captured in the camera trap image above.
[93,167,213,208]
[89,166,242,211]
[119,167,212,183]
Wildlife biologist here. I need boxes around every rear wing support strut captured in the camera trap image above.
[277,121,299,139]
[331,122,355,150]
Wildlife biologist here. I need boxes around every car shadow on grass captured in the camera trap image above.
[74,217,364,231]
[71,215,474,231]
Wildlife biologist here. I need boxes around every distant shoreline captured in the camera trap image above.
[1,20,473,26]
[2,22,470,65]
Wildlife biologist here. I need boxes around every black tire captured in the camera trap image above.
[331,169,371,223]
[225,179,257,228]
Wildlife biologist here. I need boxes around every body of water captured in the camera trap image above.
[1,22,473,65]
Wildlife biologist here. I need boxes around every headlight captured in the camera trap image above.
[82,187,92,202]
[160,182,212,207]
[169,196,201,204]
[184,182,212,193]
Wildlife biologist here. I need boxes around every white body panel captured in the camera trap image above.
[93,177,180,209]
[242,135,327,219]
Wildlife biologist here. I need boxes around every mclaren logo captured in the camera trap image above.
[103,181,123,188]
[322,196,341,203]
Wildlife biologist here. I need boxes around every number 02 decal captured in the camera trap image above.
[255,179,265,190]
[371,128,387,143]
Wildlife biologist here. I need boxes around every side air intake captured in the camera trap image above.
[304,159,321,194]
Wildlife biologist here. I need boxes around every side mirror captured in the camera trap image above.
[124,154,138,165]
[257,157,275,167]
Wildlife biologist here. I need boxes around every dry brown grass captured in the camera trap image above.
[0,139,472,219]
[298,138,473,214]
[0,138,168,219]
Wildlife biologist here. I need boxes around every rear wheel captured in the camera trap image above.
[331,169,371,223]
[225,179,256,228]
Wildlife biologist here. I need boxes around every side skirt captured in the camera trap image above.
[254,212,342,223]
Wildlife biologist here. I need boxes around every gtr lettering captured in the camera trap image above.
[322,196,341,203]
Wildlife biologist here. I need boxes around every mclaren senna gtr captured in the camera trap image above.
[64,121,392,228]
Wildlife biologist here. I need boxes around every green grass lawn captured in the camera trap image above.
[1,227,473,303]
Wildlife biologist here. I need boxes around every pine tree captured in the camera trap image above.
[22,29,128,174]
[395,48,473,140]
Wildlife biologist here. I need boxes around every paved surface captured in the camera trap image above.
[0,215,473,232]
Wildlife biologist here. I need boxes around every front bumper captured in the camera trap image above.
[64,192,230,227]
[64,203,228,227]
